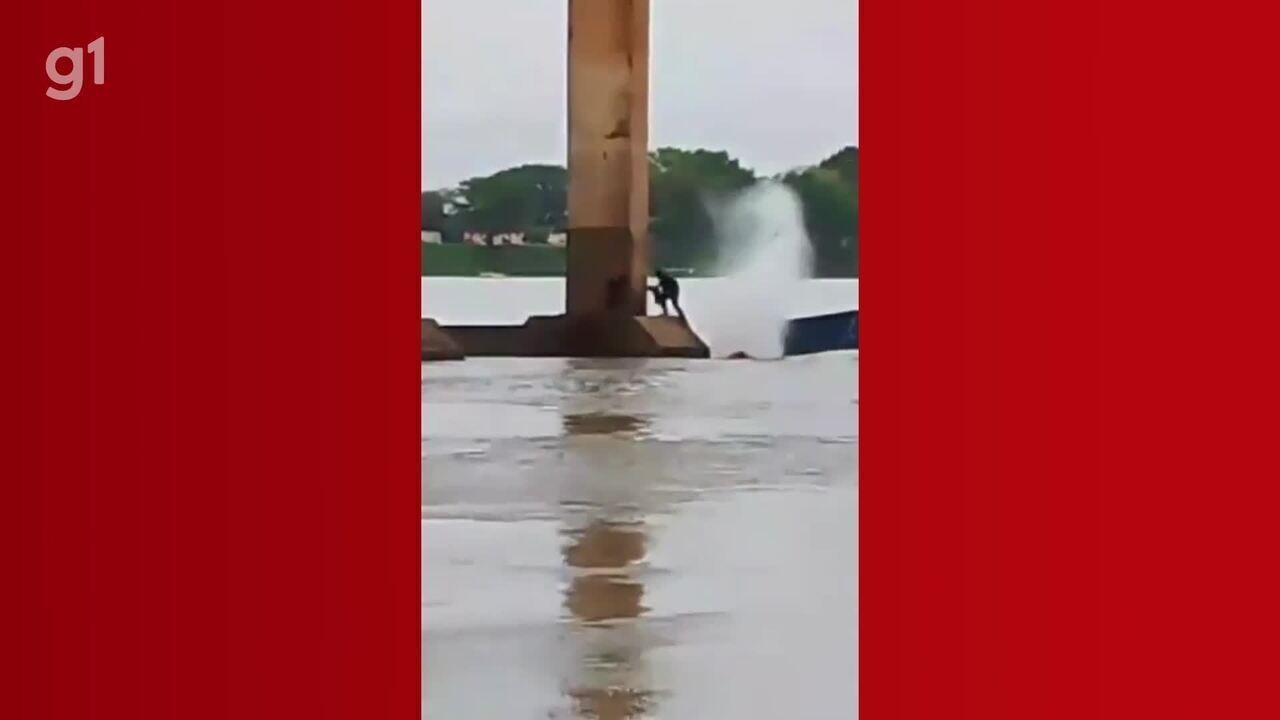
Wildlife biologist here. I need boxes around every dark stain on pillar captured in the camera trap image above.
[606,275,628,312]
[605,118,630,140]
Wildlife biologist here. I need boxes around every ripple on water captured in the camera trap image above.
[422,353,857,720]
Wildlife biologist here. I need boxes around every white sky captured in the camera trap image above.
[422,0,858,190]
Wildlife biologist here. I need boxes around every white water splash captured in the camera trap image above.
[689,181,814,358]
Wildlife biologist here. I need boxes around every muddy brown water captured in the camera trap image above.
[422,354,857,719]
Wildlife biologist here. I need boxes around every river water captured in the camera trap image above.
[422,278,858,719]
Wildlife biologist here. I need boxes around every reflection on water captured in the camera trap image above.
[563,520,653,719]
[560,396,656,718]
[422,354,858,720]
[563,522,647,580]
[562,413,648,438]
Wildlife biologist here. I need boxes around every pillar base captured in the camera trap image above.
[432,314,709,359]
[421,319,464,361]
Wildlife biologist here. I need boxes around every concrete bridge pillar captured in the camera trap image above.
[566,0,650,317]
[427,0,708,359]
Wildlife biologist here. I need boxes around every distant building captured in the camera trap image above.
[421,231,443,244]
[492,232,526,246]
[444,197,469,215]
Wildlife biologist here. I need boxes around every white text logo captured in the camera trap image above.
[47,36,105,101]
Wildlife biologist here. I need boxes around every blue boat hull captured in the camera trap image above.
[783,310,858,356]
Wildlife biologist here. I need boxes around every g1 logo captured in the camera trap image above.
[46,36,105,101]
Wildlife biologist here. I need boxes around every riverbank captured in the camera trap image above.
[422,243,566,276]
[421,243,857,278]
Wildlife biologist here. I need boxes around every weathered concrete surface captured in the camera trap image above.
[567,0,650,316]
[566,227,633,317]
[634,316,707,355]
[421,319,464,361]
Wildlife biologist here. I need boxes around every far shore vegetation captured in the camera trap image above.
[422,146,857,278]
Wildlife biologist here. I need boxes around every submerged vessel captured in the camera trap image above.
[783,310,858,356]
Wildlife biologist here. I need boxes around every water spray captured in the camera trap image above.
[688,181,814,358]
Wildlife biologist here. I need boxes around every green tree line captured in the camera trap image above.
[422,146,858,277]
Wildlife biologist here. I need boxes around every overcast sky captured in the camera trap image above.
[422,0,858,190]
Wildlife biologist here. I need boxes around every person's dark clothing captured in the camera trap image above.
[650,270,685,321]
